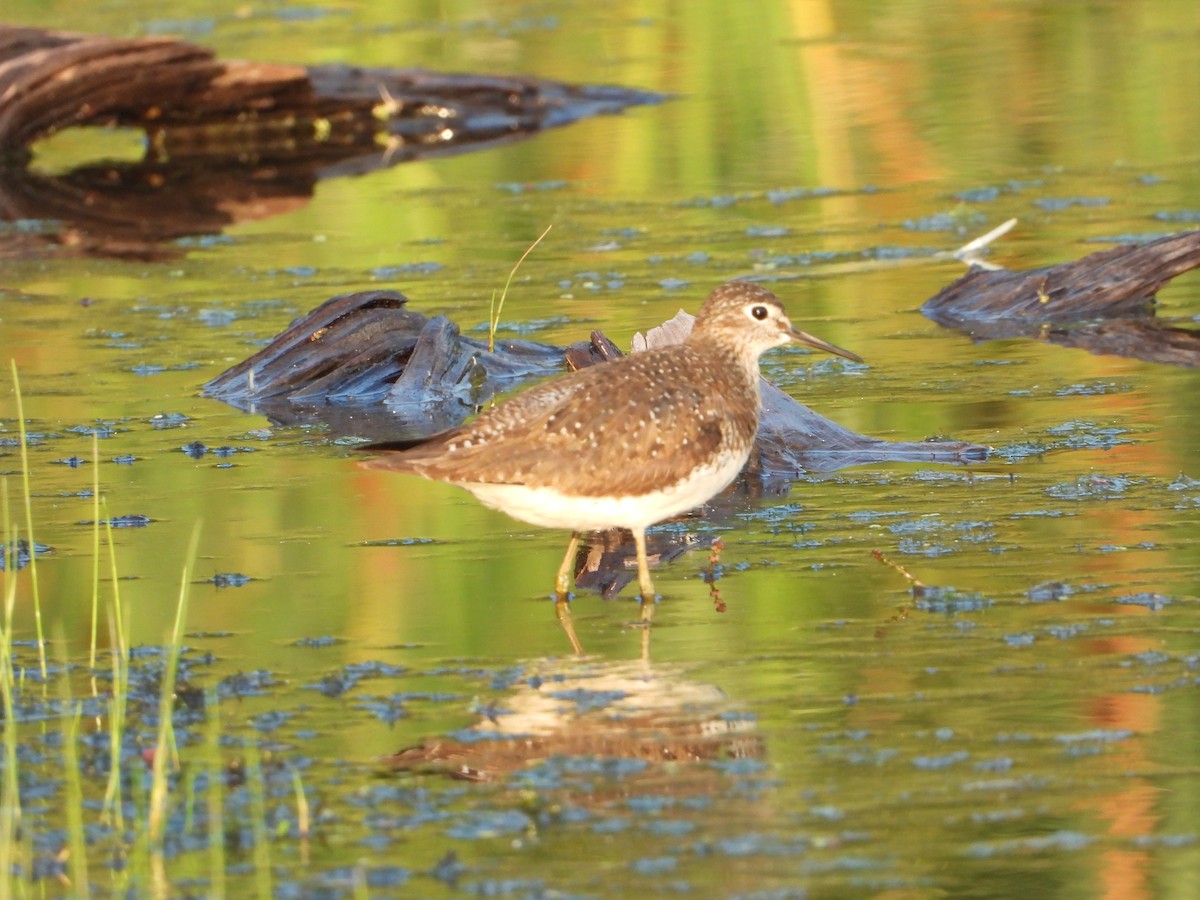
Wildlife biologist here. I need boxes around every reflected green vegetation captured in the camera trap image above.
[2,0,1200,896]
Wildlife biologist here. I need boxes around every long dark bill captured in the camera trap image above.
[788,327,863,364]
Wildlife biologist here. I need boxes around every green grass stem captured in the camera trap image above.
[0,484,20,900]
[102,497,127,658]
[148,521,202,848]
[205,688,226,900]
[487,224,553,353]
[291,765,310,840]
[1,480,21,833]
[60,676,90,896]
[183,770,197,836]
[352,864,369,900]
[90,433,100,670]
[9,362,46,679]
[101,496,129,830]
[125,757,149,897]
[245,740,273,900]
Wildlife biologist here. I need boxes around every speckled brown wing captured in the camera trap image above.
[359,369,599,473]
[361,344,761,497]
[514,374,737,497]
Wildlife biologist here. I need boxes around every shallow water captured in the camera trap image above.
[3,1,1200,897]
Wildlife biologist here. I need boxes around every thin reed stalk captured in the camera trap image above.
[1,480,22,833]
[61,685,89,895]
[100,497,128,830]
[103,498,127,658]
[9,362,46,678]
[0,481,21,900]
[90,433,100,670]
[487,224,553,352]
[148,522,202,847]
[205,688,226,900]
[245,740,273,900]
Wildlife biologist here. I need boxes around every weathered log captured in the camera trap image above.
[0,26,663,258]
[204,289,989,599]
[0,26,663,156]
[1043,318,1200,367]
[204,289,564,442]
[0,160,315,260]
[203,288,989,470]
[632,309,986,474]
[923,230,1200,365]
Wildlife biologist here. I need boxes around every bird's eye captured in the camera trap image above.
[750,305,769,321]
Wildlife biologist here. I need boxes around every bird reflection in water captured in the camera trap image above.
[381,657,762,789]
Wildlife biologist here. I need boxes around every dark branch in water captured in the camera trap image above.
[203,288,989,473]
[923,230,1200,366]
[204,286,990,599]
[0,26,664,259]
[0,26,663,158]
[203,289,565,443]
[203,229,1200,596]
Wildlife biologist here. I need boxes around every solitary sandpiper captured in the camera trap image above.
[360,281,860,633]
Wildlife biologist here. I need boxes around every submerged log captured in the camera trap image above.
[204,288,988,471]
[922,230,1200,366]
[205,289,987,598]
[204,289,564,442]
[0,26,663,258]
[0,26,663,158]
[631,309,986,475]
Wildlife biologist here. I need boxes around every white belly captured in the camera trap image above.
[461,449,747,531]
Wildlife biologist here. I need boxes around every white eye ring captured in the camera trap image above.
[749,305,769,321]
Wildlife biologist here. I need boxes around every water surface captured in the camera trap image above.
[2,2,1200,897]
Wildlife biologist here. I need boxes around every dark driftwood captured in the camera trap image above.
[0,27,663,258]
[204,290,987,598]
[632,309,987,474]
[204,288,988,469]
[0,26,663,156]
[922,230,1200,366]
[204,289,564,442]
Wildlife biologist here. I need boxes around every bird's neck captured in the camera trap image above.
[687,336,766,405]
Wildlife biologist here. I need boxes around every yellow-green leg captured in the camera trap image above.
[632,528,656,623]
[555,531,580,597]
[554,532,583,655]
